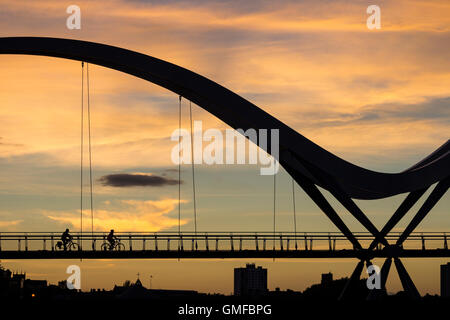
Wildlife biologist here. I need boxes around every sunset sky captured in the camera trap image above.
[0,0,449,295]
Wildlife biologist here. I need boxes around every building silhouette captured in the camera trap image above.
[321,272,333,285]
[441,262,450,297]
[234,263,267,296]
[0,265,48,299]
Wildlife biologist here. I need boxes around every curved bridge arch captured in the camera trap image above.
[0,37,448,201]
[1,37,449,299]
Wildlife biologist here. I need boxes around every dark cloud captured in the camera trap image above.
[296,96,450,128]
[378,97,450,121]
[0,137,23,147]
[160,168,181,177]
[163,168,181,173]
[127,0,282,14]
[99,173,182,187]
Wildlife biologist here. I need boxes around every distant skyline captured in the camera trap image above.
[0,0,449,294]
[3,258,450,296]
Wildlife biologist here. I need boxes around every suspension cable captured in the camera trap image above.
[189,101,198,248]
[292,178,297,249]
[87,63,94,238]
[273,163,276,251]
[80,62,84,241]
[178,96,182,249]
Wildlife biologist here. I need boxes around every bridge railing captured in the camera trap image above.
[0,232,448,252]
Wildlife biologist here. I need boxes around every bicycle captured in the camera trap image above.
[55,239,79,251]
[101,238,125,251]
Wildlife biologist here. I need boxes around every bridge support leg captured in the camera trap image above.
[283,165,363,250]
[394,257,421,300]
[338,260,365,301]
[367,257,391,300]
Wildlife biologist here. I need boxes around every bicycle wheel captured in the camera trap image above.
[101,243,109,251]
[69,242,79,251]
[55,241,64,251]
[116,242,126,251]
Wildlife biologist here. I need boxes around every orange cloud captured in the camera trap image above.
[45,198,188,232]
[0,220,23,227]
[2,0,449,33]
[0,0,448,172]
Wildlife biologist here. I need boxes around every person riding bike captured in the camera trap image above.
[61,228,72,251]
[107,229,117,250]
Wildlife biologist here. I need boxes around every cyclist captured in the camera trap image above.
[61,228,72,251]
[107,229,117,250]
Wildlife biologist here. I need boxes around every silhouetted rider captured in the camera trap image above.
[107,229,117,250]
[61,228,72,251]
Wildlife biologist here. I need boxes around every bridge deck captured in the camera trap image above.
[0,232,448,259]
[1,249,450,259]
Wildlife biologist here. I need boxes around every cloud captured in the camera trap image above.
[0,0,449,173]
[0,136,23,148]
[298,96,450,129]
[45,198,188,232]
[98,173,181,187]
[361,97,450,123]
[0,220,23,227]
